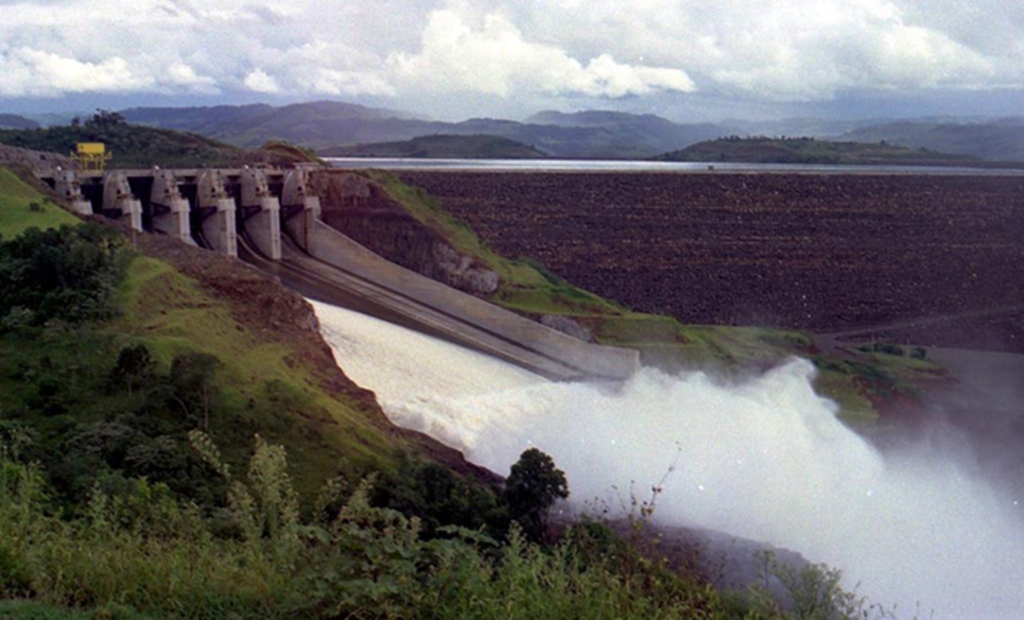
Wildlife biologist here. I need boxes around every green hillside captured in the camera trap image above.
[655,136,977,166]
[0,111,242,168]
[0,167,78,237]
[322,133,548,158]
[0,166,488,509]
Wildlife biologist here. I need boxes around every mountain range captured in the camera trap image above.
[840,118,1024,162]
[122,102,735,159]
[4,100,1013,162]
[0,113,39,130]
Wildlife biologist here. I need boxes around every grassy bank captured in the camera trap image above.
[0,168,78,238]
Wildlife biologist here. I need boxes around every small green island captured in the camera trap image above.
[654,136,979,166]
[320,133,548,159]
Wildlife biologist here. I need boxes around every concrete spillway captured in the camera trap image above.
[241,224,639,381]
[41,165,639,381]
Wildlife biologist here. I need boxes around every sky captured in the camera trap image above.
[1,0,1023,122]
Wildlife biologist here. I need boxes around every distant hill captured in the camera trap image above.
[721,117,878,139]
[122,101,736,159]
[841,119,1024,162]
[0,113,39,130]
[0,112,241,168]
[322,134,547,159]
[527,110,673,127]
[654,137,980,166]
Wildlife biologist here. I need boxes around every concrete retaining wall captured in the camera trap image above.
[303,219,640,380]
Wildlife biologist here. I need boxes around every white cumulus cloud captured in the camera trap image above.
[387,10,695,98]
[0,47,144,97]
[244,68,281,94]
[0,0,1021,114]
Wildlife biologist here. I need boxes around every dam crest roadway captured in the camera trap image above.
[39,166,640,382]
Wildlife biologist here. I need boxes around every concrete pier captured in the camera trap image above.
[102,171,142,232]
[149,169,195,245]
[52,170,92,215]
[196,170,238,257]
[239,168,281,260]
[281,169,321,250]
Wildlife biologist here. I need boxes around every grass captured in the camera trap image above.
[0,251,400,503]
[111,256,400,496]
[0,443,736,620]
[0,601,157,620]
[0,167,79,238]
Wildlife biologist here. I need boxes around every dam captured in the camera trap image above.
[39,166,639,381]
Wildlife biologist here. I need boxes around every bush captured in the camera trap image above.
[0,222,130,329]
[503,448,569,542]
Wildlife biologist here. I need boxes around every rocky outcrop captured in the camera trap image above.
[541,314,594,342]
[308,171,499,297]
[0,144,73,174]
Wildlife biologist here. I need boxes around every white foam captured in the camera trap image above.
[312,299,1024,620]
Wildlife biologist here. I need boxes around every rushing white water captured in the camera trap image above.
[312,300,1024,620]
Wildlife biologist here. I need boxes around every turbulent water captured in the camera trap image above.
[312,300,1024,620]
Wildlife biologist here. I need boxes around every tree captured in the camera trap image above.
[503,448,568,542]
[86,109,127,127]
[108,344,156,397]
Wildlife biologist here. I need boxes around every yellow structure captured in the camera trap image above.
[72,142,112,171]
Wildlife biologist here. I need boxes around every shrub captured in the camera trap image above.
[503,447,569,542]
[0,222,130,329]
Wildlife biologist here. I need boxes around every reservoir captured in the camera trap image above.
[326,157,1024,175]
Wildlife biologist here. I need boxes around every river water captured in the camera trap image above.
[326,157,1024,175]
[311,299,1024,620]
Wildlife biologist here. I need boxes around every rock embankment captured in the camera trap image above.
[401,171,1024,353]
[309,171,500,297]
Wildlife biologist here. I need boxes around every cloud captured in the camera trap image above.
[0,0,1021,114]
[243,68,280,94]
[387,10,695,98]
[457,0,1019,101]
[0,47,144,96]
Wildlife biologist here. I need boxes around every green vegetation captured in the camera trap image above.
[655,136,976,166]
[0,174,490,517]
[256,140,324,165]
[503,448,569,541]
[0,111,242,168]
[0,429,892,620]
[322,134,548,159]
[0,168,78,238]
